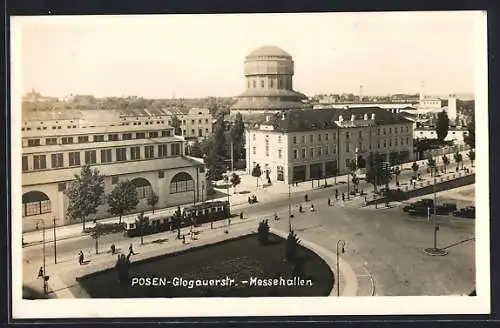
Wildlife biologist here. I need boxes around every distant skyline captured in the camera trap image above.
[13,11,483,99]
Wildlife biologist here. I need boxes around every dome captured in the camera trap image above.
[247,45,291,58]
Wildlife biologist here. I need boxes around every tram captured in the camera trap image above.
[182,200,230,225]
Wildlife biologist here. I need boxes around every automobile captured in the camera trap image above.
[453,206,475,219]
[435,202,457,215]
[408,206,433,216]
[403,198,434,212]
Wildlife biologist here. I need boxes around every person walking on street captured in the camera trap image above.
[128,243,136,256]
[299,204,303,213]
[304,194,309,202]
[78,250,84,265]
[38,266,44,279]
[327,198,331,206]
[335,189,339,201]
[342,192,345,202]
[310,203,315,212]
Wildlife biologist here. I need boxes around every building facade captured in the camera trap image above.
[414,126,469,145]
[245,107,414,184]
[21,109,207,232]
[231,45,311,118]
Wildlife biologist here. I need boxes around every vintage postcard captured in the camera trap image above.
[11,11,489,318]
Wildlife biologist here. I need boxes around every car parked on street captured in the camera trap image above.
[453,206,475,219]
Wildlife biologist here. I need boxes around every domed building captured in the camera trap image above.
[231,45,311,117]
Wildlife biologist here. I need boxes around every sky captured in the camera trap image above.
[13,11,484,99]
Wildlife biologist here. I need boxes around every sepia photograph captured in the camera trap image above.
[10,11,489,318]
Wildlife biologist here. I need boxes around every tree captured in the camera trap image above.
[213,114,227,158]
[412,162,419,178]
[464,114,475,149]
[229,113,245,162]
[442,155,450,173]
[285,231,301,263]
[147,192,159,214]
[115,253,132,285]
[427,157,436,177]
[467,150,475,167]
[90,223,103,254]
[230,173,241,194]
[436,110,450,143]
[171,115,181,135]
[454,152,463,170]
[252,164,262,187]
[257,219,270,245]
[392,166,401,186]
[189,141,203,158]
[65,165,105,231]
[107,181,139,224]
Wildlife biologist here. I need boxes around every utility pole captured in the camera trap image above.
[288,181,292,232]
[230,141,234,174]
[42,222,47,294]
[53,216,57,264]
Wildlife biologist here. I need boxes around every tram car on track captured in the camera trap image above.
[182,200,230,225]
[124,200,230,237]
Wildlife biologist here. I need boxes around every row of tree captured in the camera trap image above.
[65,165,159,231]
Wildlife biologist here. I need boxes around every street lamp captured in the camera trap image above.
[35,219,48,295]
[53,216,57,264]
[288,179,293,232]
[336,239,346,297]
[224,174,230,205]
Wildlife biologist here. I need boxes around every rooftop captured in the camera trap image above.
[249,107,413,133]
[247,45,291,58]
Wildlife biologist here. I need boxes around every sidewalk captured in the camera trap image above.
[22,153,474,246]
[34,211,363,298]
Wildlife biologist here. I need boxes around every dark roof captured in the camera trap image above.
[251,107,412,132]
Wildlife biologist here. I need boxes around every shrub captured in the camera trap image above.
[257,219,270,245]
[286,231,301,262]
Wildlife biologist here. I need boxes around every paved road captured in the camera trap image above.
[23,182,475,296]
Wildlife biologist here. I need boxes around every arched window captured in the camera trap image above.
[170,172,194,194]
[131,178,152,199]
[22,191,51,217]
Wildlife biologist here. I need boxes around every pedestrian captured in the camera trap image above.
[228,218,231,225]
[38,266,43,279]
[310,203,315,212]
[110,243,116,255]
[78,251,84,265]
[240,212,243,219]
[182,235,186,244]
[335,189,339,200]
[299,204,303,213]
[342,192,345,202]
[327,198,331,206]
[128,243,136,255]
[304,194,308,202]
[211,221,214,229]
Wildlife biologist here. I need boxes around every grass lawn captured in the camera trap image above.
[78,233,333,297]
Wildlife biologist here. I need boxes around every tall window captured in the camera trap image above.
[294,149,298,159]
[22,191,51,217]
[346,132,350,140]
[78,136,89,143]
[45,138,57,145]
[383,140,387,148]
[406,126,409,133]
[51,153,64,168]
[325,133,329,141]
[265,138,269,157]
[301,136,305,143]
[253,147,256,155]
[68,152,80,166]
[61,137,73,144]
[170,172,194,194]
[278,149,282,159]
[277,166,284,181]
[136,132,146,139]
[309,135,313,142]
[389,139,392,147]
[85,150,96,164]
[171,143,181,156]
[383,128,386,135]
[324,146,329,156]
[261,80,264,88]
[108,134,119,141]
[317,147,322,157]
[358,131,362,138]
[116,148,127,162]
[101,149,112,163]
[278,136,282,143]
[93,135,105,142]
[22,156,28,171]
[332,145,337,154]
[301,148,306,158]
[33,155,46,170]
[346,143,350,152]
[270,79,274,88]
[389,128,392,135]
[145,145,155,158]
[27,139,41,147]
[130,146,141,160]
[158,144,168,157]
[161,130,171,137]
[318,134,322,142]
[400,126,403,133]
[310,148,314,159]
[292,136,296,144]
[122,133,132,140]
[191,120,195,125]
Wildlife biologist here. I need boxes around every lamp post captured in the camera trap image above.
[336,239,346,297]
[53,216,57,264]
[224,174,230,205]
[35,219,48,295]
[288,180,292,232]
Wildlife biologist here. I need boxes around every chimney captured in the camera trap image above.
[351,114,355,121]
[371,113,375,120]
